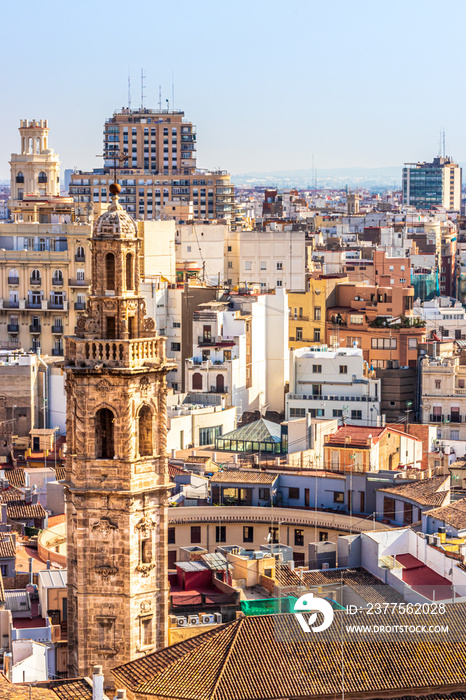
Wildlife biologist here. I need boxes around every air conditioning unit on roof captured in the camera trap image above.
[176,616,188,627]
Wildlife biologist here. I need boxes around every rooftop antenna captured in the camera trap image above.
[438,130,442,158]
[443,129,446,158]
[158,85,162,110]
[140,68,146,109]
[128,72,131,111]
[172,70,175,110]
[166,98,170,111]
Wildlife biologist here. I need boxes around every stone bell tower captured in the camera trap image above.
[64,184,175,681]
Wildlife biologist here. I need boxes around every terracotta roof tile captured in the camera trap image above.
[424,497,466,530]
[0,675,57,699]
[5,470,26,487]
[378,476,450,507]
[0,487,25,503]
[211,470,277,484]
[35,678,94,700]
[7,501,46,520]
[53,465,66,481]
[113,604,466,699]
[0,533,16,559]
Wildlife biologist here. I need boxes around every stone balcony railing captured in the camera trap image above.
[66,336,166,369]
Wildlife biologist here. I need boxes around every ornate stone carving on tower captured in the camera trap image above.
[64,183,175,681]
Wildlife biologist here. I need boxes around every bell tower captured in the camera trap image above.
[64,184,175,681]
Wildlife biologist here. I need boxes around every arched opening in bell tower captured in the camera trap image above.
[105,253,115,291]
[126,253,134,290]
[95,407,115,459]
[138,405,153,456]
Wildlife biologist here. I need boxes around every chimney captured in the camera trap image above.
[92,665,105,700]
[1,504,7,525]
[25,488,32,505]
[28,557,33,584]
[171,449,176,459]
[114,691,127,700]
[46,559,51,570]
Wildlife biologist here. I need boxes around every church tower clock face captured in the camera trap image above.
[64,183,175,682]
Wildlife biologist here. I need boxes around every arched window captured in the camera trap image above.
[192,372,203,390]
[126,253,133,290]
[16,172,24,184]
[30,269,41,284]
[141,537,152,563]
[138,405,153,456]
[38,171,47,184]
[105,253,115,291]
[52,270,63,285]
[216,374,225,392]
[75,246,85,261]
[8,269,19,284]
[95,408,114,459]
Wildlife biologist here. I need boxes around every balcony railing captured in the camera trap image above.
[68,278,90,287]
[74,302,86,310]
[74,255,85,262]
[52,278,64,286]
[49,302,66,310]
[29,278,41,286]
[430,414,445,423]
[7,277,19,285]
[7,325,19,333]
[66,336,169,370]
[52,348,63,356]
[52,325,63,334]
[197,336,235,347]
[288,393,377,403]
[29,325,41,333]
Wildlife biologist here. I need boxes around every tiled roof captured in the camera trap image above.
[325,425,386,447]
[175,560,209,572]
[0,534,16,559]
[113,604,466,699]
[168,463,187,478]
[424,497,466,530]
[5,470,26,487]
[378,476,450,507]
[0,487,25,503]
[0,676,57,699]
[202,553,228,570]
[275,565,404,604]
[53,464,66,481]
[35,678,95,700]
[7,501,46,520]
[211,469,277,484]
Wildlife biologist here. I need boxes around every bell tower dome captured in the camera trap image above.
[64,183,175,683]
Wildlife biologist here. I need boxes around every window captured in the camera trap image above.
[296,328,303,341]
[331,451,340,470]
[333,409,343,417]
[190,526,201,544]
[259,488,270,501]
[260,261,267,270]
[333,492,344,503]
[192,373,202,390]
[350,315,363,325]
[319,531,328,542]
[384,497,395,520]
[268,527,279,543]
[371,338,397,349]
[52,269,63,285]
[95,408,114,459]
[314,329,321,342]
[351,410,362,420]
[168,528,175,544]
[290,408,306,417]
[216,525,226,543]
[408,339,418,349]
[138,405,153,456]
[289,487,300,500]
[435,380,441,389]
[277,262,283,270]
[312,365,322,373]
[314,306,321,321]
[294,529,304,547]
[105,253,115,291]
[243,526,254,543]
[276,280,283,287]
[403,502,413,525]
[451,430,460,440]
[339,365,347,374]
[245,261,252,271]
[126,253,134,290]
[171,342,181,352]
[228,261,233,268]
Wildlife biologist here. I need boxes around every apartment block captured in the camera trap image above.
[69,108,234,221]
[403,156,462,211]
[288,280,326,348]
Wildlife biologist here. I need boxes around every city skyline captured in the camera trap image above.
[2,0,466,180]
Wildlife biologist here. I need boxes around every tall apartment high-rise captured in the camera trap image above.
[70,108,234,221]
[402,156,462,211]
[64,183,175,681]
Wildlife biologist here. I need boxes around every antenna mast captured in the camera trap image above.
[443,129,446,158]
[172,70,175,110]
[158,85,162,110]
[140,68,146,109]
[128,73,131,111]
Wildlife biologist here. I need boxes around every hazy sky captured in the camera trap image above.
[1,0,465,180]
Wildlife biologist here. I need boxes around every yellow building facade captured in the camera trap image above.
[288,279,326,348]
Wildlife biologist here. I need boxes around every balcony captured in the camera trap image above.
[74,301,86,311]
[430,414,445,423]
[29,278,41,286]
[49,302,65,310]
[68,278,90,287]
[197,336,235,347]
[7,324,19,333]
[287,393,377,403]
[29,325,41,334]
[2,301,19,309]
[26,302,42,309]
[66,336,172,371]
[52,325,63,334]
[52,348,63,356]
[289,336,315,343]
[52,278,64,287]
[8,277,19,285]
[74,255,85,263]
